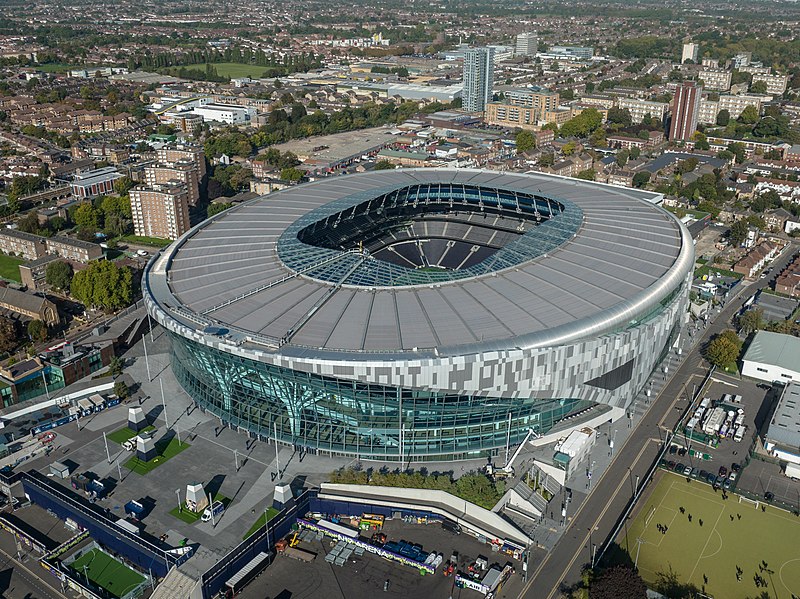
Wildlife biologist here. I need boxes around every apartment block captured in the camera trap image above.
[485,102,538,129]
[130,183,191,241]
[616,98,668,124]
[699,69,732,91]
[144,160,201,206]
[46,236,103,262]
[0,229,47,260]
[156,145,207,179]
[501,88,560,111]
[751,72,789,96]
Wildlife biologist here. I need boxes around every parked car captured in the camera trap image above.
[718,466,728,477]
[707,473,717,485]
[690,467,699,478]
[675,463,685,473]
[667,460,676,470]
[728,471,738,482]
[731,462,741,473]
[683,465,692,477]
[699,470,708,480]
[678,447,687,457]
[669,445,678,455]
[765,491,775,501]
[723,479,732,490]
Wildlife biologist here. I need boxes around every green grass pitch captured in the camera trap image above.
[618,471,800,598]
[69,548,145,598]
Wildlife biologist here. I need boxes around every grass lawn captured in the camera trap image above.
[694,264,743,280]
[185,62,270,79]
[69,548,145,598]
[0,254,25,282]
[169,493,231,524]
[123,437,190,475]
[243,507,279,540]
[618,472,800,598]
[120,235,172,248]
[106,425,155,445]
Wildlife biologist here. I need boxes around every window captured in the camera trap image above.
[757,367,768,373]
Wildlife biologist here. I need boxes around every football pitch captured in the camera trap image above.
[618,472,800,598]
[69,548,145,598]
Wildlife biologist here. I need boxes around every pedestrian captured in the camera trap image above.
[737,513,741,520]
[688,514,692,522]
[680,506,685,514]
[699,519,703,527]
[730,515,734,521]
[703,574,708,585]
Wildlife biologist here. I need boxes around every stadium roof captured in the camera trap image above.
[146,169,692,359]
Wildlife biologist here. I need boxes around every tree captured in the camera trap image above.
[71,260,134,311]
[374,160,394,170]
[560,108,603,139]
[715,109,730,126]
[515,130,536,154]
[615,149,629,168]
[704,330,742,369]
[562,141,577,156]
[576,168,596,181]
[538,152,555,168]
[589,565,647,599]
[208,202,232,218]
[729,219,749,246]
[27,319,47,342]
[727,142,746,164]
[632,171,651,188]
[108,355,124,377]
[73,203,102,231]
[738,308,764,336]
[0,317,17,354]
[607,107,632,128]
[750,80,767,94]
[113,176,136,196]
[114,380,129,399]
[589,127,607,148]
[45,260,73,291]
[739,105,760,125]
[280,167,304,182]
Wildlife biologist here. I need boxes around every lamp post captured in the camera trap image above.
[175,488,181,513]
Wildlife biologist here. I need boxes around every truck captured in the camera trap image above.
[281,546,316,562]
[785,462,800,480]
[202,501,225,522]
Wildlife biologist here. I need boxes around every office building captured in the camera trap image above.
[462,47,495,113]
[192,104,252,125]
[145,169,692,461]
[681,42,699,64]
[669,81,701,141]
[130,183,191,241]
[515,32,538,57]
[547,46,593,60]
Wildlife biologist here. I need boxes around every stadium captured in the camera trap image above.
[144,169,694,461]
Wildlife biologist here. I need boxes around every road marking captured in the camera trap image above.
[0,545,67,599]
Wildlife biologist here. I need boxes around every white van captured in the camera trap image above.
[201,501,224,522]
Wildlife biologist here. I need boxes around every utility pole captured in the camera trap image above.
[175,488,181,512]
[103,431,112,464]
[505,411,512,466]
[207,492,216,527]
[274,421,280,480]
[143,334,152,382]
[234,449,239,471]
[160,379,168,429]
[265,506,272,565]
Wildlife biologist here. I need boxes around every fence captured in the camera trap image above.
[199,490,311,599]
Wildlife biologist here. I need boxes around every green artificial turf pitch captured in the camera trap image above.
[618,472,800,598]
[69,548,145,598]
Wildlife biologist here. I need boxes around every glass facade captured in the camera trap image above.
[171,332,592,462]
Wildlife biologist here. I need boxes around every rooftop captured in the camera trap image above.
[146,169,691,359]
[766,381,800,449]
[742,330,800,373]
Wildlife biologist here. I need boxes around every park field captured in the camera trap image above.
[69,548,145,598]
[0,253,24,282]
[618,471,800,598]
[185,62,268,79]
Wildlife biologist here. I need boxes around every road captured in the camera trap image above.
[0,542,68,599]
[519,243,797,598]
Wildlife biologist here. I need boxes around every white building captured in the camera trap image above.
[741,330,800,384]
[462,47,495,113]
[751,72,789,96]
[697,94,762,124]
[616,98,668,124]
[699,69,732,91]
[681,42,699,64]
[515,32,538,57]
[191,103,253,125]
